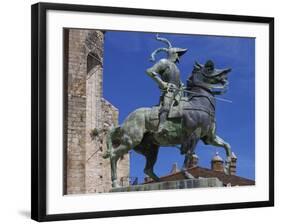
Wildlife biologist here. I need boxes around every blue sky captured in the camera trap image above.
[103,31,255,182]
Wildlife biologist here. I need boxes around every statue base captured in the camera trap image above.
[110,177,223,192]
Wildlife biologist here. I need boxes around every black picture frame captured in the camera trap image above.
[31,2,274,222]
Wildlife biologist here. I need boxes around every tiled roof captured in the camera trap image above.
[145,166,255,186]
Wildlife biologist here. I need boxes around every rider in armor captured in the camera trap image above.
[146,34,187,135]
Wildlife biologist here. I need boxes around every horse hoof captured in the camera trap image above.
[181,170,195,179]
[112,180,120,188]
[224,166,231,175]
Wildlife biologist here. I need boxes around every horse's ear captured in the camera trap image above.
[193,61,202,71]
[225,68,232,74]
[195,61,203,68]
[193,65,199,70]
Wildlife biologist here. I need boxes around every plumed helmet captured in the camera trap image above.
[150,34,188,61]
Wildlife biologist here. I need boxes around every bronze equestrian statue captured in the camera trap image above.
[103,35,232,188]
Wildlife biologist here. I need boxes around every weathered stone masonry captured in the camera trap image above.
[64,29,129,194]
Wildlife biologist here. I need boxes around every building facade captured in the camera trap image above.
[64,29,129,194]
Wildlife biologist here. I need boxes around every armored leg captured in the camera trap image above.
[157,93,173,134]
[158,110,168,133]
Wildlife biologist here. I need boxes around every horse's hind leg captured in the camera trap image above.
[180,130,200,179]
[181,153,195,179]
[143,144,160,182]
[181,146,198,179]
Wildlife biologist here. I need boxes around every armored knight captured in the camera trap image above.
[146,34,187,134]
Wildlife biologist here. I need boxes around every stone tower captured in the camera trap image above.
[211,152,224,172]
[229,152,237,175]
[64,29,129,194]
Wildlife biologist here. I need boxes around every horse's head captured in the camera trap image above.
[187,60,232,95]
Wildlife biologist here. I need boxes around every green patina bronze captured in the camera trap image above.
[102,35,233,188]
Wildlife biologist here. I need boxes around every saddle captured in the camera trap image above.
[150,97,214,121]
[150,100,186,121]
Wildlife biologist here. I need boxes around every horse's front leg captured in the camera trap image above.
[205,134,232,174]
[110,137,133,188]
[110,154,119,188]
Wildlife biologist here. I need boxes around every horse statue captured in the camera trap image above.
[103,60,232,188]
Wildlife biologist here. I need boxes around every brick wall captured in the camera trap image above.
[65,29,87,194]
[64,29,129,194]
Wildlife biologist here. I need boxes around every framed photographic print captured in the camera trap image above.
[31,2,274,222]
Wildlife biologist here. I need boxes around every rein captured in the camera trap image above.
[167,83,232,104]
[186,75,232,103]
[184,88,232,103]
[185,87,216,112]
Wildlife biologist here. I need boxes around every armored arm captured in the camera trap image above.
[146,59,168,90]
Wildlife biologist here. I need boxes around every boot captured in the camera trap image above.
[157,112,168,135]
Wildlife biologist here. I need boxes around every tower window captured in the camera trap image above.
[87,52,101,73]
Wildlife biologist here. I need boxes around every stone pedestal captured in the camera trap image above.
[110,178,223,192]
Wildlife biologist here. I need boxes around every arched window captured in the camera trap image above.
[87,52,101,74]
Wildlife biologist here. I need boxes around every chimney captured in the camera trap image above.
[211,152,224,172]
[170,163,180,174]
[230,152,237,175]
[187,154,199,168]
